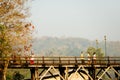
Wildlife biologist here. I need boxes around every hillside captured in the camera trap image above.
[32,37,120,56]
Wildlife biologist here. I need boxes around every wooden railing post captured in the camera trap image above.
[75,57,77,65]
[42,56,44,64]
[53,59,54,65]
[59,57,61,64]
[107,56,110,66]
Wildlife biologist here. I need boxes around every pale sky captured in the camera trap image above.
[30,0,120,41]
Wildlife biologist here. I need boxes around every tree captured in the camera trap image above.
[0,0,33,80]
[86,46,104,57]
[86,47,96,56]
[95,48,104,57]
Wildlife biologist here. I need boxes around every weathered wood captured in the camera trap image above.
[0,57,120,80]
[0,57,120,68]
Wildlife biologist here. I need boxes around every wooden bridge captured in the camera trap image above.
[1,56,120,80]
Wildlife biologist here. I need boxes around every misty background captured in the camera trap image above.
[30,0,120,41]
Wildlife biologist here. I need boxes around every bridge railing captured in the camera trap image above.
[0,56,120,66]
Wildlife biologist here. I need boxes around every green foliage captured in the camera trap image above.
[0,24,12,57]
[7,69,30,79]
[13,71,24,80]
[96,48,104,57]
[6,74,12,80]
[86,47,96,56]
[86,47,104,57]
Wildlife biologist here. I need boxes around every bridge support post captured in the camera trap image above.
[65,66,68,80]
[88,67,96,80]
[0,69,3,80]
[59,67,65,80]
[30,68,39,80]
[115,73,119,80]
[114,68,119,80]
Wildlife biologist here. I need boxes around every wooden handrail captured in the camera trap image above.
[0,57,120,66]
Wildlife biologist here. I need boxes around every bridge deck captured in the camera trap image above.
[0,56,120,68]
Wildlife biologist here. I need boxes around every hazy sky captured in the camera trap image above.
[30,0,120,41]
